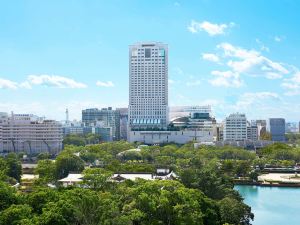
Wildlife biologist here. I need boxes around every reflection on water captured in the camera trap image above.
[236,185,259,198]
[235,185,300,225]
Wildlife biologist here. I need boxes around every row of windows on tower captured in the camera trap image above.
[131,74,165,77]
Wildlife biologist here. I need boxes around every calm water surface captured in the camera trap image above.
[235,185,300,225]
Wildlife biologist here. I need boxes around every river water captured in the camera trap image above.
[235,185,300,225]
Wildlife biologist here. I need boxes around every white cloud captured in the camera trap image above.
[265,72,282,79]
[202,53,220,62]
[255,38,269,52]
[237,92,280,106]
[19,81,32,89]
[217,43,289,79]
[208,92,287,121]
[274,36,282,42]
[188,20,234,36]
[96,81,115,87]
[281,72,300,95]
[0,78,18,89]
[209,70,243,88]
[218,42,260,59]
[27,75,87,88]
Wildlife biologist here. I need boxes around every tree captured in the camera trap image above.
[63,134,85,146]
[0,204,32,225]
[35,160,56,183]
[119,180,221,225]
[0,158,8,181]
[260,131,272,140]
[37,201,75,225]
[0,182,19,211]
[37,153,51,160]
[84,133,101,145]
[37,188,121,225]
[180,168,233,200]
[55,154,85,179]
[235,161,251,177]
[82,168,113,191]
[218,197,254,225]
[249,170,259,181]
[6,153,22,182]
[26,188,59,214]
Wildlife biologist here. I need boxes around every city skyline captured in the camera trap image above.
[1,1,300,121]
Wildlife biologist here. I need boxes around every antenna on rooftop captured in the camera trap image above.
[66,108,69,124]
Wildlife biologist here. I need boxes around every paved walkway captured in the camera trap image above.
[258,173,300,184]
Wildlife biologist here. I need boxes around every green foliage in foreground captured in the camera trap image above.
[0,178,253,225]
[0,141,257,225]
[0,153,22,183]
[12,141,300,225]
[2,140,300,224]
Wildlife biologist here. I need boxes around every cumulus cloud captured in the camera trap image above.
[237,92,280,107]
[27,75,87,88]
[202,53,220,62]
[281,72,300,95]
[188,20,234,36]
[96,81,115,87]
[208,92,288,120]
[0,78,18,89]
[228,92,286,119]
[0,75,87,90]
[207,42,293,88]
[207,43,289,82]
[19,81,32,89]
[209,70,243,88]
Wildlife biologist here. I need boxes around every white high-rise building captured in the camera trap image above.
[129,42,168,130]
[224,113,247,141]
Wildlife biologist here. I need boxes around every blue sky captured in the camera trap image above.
[0,0,300,122]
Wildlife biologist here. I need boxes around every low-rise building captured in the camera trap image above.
[59,173,83,187]
[59,170,177,186]
[0,112,63,154]
[128,130,213,144]
[128,106,214,144]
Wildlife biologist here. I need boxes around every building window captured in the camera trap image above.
[145,48,151,58]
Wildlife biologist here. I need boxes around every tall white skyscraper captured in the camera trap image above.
[129,42,168,130]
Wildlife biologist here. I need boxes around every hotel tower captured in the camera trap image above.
[128,42,168,130]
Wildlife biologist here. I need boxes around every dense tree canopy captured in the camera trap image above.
[5,153,22,182]
[63,133,101,146]
[55,153,85,179]
[10,141,300,224]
